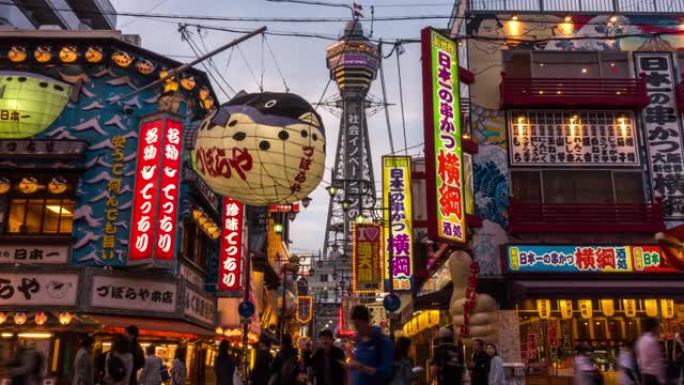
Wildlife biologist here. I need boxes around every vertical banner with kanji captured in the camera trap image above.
[382,156,414,291]
[421,27,466,244]
[128,114,183,265]
[352,223,384,293]
[635,52,684,220]
[218,197,244,293]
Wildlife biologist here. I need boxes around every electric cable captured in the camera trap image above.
[395,43,408,156]
[264,36,291,92]
[179,26,233,99]
[377,40,396,155]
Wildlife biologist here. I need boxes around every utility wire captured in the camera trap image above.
[237,45,263,92]
[264,36,291,92]
[195,26,238,96]
[179,26,233,99]
[395,43,408,156]
[378,40,396,155]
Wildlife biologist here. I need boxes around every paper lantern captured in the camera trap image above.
[192,92,326,205]
[537,299,552,320]
[180,75,196,91]
[14,312,27,325]
[58,312,72,325]
[34,46,53,63]
[623,299,637,318]
[199,87,211,101]
[0,312,6,324]
[135,59,156,75]
[0,72,72,139]
[59,45,79,63]
[34,312,47,326]
[644,299,659,317]
[0,177,10,194]
[47,176,68,194]
[660,299,675,319]
[18,177,39,194]
[559,300,573,319]
[578,299,593,319]
[8,46,27,63]
[201,97,215,110]
[600,299,615,317]
[111,51,133,68]
[85,46,104,63]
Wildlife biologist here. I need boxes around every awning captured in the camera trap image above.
[511,279,684,300]
[86,314,215,340]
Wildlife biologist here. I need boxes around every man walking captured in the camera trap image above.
[470,339,490,385]
[637,318,666,385]
[125,325,145,385]
[309,329,347,385]
[347,305,394,385]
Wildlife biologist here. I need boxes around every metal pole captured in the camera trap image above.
[386,188,394,332]
[109,26,267,104]
[242,250,252,379]
[280,266,287,346]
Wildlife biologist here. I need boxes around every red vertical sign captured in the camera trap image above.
[129,119,162,262]
[218,197,244,292]
[155,119,182,260]
[129,115,183,264]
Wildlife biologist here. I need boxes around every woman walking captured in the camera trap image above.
[485,344,506,385]
[138,345,163,385]
[104,335,133,385]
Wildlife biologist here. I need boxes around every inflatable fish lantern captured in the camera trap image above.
[192,92,326,206]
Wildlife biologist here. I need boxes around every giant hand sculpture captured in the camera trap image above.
[449,250,499,343]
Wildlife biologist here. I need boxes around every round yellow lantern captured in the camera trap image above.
[18,177,39,194]
[85,46,104,63]
[34,46,53,63]
[58,312,73,325]
[8,46,27,63]
[34,312,47,326]
[47,176,68,194]
[14,312,27,325]
[192,92,326,205]
[59,45,79,63]
[0,312,7,324]
[111,51,133,68]
[135,59,156,75]
[0,177,10,194]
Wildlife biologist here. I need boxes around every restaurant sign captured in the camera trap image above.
[421,27,466,244]
[90,275,177,313]
[0,273,79,307]
[382,156,414,291]
[506,244,679,273]
[218,197,245,293]
[0,244,69,264]
[352,223,384,293]
[184,286,216,325]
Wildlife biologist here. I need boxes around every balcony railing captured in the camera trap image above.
[468,0,684,13]
[508,198,665,233]
[500,74,648,108]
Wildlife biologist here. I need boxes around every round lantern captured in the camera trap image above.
[59,45,79,63]
[111,51,133,68]
[47,176,68,194]
[0,312,7,324]
[13,312,27,325]
[85,46,104,63]
[18,177,39,194]
[180,75,196,91]
[192,92,326,206]
[0,177,10,194]
[34,46,53,63]
[58,312,72,325]
[34,312,47,326]
[135,59,156,75]
[0,72,72,139]
[8,46,27,63]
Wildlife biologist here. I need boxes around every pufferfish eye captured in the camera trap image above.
[264,99,277,108]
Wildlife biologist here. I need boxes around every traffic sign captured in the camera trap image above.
[383,293,401,312]
[238,300,256,318]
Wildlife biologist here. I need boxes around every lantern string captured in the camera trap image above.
[179,25,235,99]
[264,36,291,93]
[260,34,266,93]
[237,45,263,93]
[395,42,408,157]
[196,26,238,97]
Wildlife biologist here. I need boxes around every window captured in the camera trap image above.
[504,51,631,79]
[4,175,75,235]
[511,170,643,204]
[181,218,209,270]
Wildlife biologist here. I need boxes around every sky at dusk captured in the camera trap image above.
[111,0,454,255]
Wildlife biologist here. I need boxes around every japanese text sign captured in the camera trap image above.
[128,115,183,264]
[352,223,384,293]
[635,52,684,219]
[382,156,414,291]
[0,273,79,307]
[421,27,466,244]
[184,286,216,325]
[0,244,69,264]
[506,244,679,273]
[90,275,177,313]
[218,197,244,292]
[509,110,639,167]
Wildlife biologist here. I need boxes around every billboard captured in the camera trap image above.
[352,222,384,293]
[505,244,680,273]
[421,27,466,244]
[128,114,183,265]
[382,156,414,291]
[218,197,245,292]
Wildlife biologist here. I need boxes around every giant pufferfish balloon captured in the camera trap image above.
[192,92,325,206]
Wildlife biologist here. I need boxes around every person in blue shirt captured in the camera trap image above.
[347,305,395,385]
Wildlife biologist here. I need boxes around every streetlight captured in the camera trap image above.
[341,199,352,211]
[326,185,338,196]
[355,214,366,223]
[274,223,284,234]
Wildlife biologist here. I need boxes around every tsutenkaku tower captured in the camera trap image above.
[323,21,379,269]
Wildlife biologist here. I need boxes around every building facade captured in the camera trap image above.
[450,1,684,384]
[0,0,116,31]
[0,30,225,384]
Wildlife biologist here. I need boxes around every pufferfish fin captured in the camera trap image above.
[298,112,320,127]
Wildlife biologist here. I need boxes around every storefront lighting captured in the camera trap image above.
[644,299,659,317]
[17,332,52,339]
[622,299,637,318]
[1,332,12,338]
[578,299,592,319]
[34,312,47,326]
[112,51,134,68]
[564,16,572,22]
[661,299,675,319]
[14,312,27,325]
[47,176,68,194]
[192,209,203,220]
[215,327,224,335]
[274,223,284,234]
[0,312,6,324]
[355,215,366,224]
[536,299,551,319]
[58,312,72,325]
[511,14,519,21]
[46,205,71,215]
[341,199,352,211]
[85,46,104,63]
[135,59,156,75]
[34,46,53,63]
[609,15,618,23]
[326,185,338,197]
[600,299,615,317]
[18,177,39,194]
[8,46,27,62]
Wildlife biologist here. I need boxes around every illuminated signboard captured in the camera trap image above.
[128,114,183,264]
[421,27,466,244]
[382,156,413,291]
[352,222,384,293]
[218,197,245,292]
[269,202,301,213]
[505,244,680,273]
